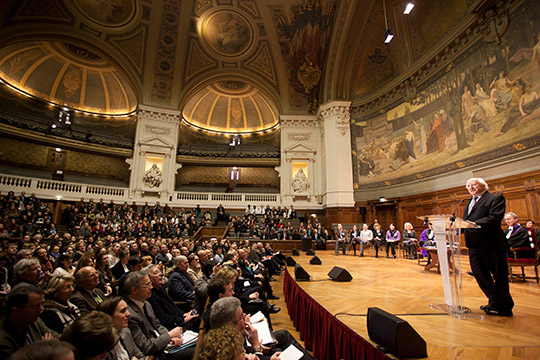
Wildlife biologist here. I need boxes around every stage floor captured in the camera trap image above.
[284,251,540,359]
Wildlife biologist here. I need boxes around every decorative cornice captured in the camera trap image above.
[138,105,180,123]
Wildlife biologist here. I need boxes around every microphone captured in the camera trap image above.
[450,198,466,224]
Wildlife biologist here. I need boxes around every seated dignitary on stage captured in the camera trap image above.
[504,212,534,260]
[385,223,400,258]
[525,220,540,248]
[168,255,196,311]
[419,223,435,265]
[71,266,106,315]
[358,223,373,257]
[402,222,418,259]
[97,296,146,360]
[146,264,200,331]
[209,297,315,360]
[41,274,81,334]
[124,271,195,360]
[0,286,58,359]
[372,223,385,258]
[347,224,361,256]
[335,223,347,256]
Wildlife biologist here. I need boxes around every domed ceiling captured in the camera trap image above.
[182,81,279,134]
[0,41,137,116]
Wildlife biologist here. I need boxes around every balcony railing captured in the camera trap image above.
[0,173,281,208]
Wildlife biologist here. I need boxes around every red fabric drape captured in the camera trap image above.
[283,270,390,360]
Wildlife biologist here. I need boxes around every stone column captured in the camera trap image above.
[127,105,180,200]
[317,101,354,208]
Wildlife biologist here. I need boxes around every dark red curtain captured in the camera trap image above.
[283,270,390,360]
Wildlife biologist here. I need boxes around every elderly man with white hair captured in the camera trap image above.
[463,177,514,317]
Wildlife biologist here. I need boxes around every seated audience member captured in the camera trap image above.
[71,266,106,314]
[347,225,360,256]
[168,255,196,309]
[372,223,385,258]
[97,297,145,360]
[186,254,203,284]
[335,224,347,256]
[117,256,144,298]
[146,264,200,331]
[53,253,74,277]
[124,271,194,360]
[210,297,314,360]
[237,249,278,300]
[194,325,257,360]
[34,247,54,279]
[9,340,75,360]
[95,251,113,295]
[525,220,540,248]
[402,222,418,259]
[385,223,400,258]
[12,258,48,291]
[73,254,94,275]
[358,223,373,257]
[0,252,10,295]
[0,286,57,358]
[111,249,130,281]
[504,212,532,255]
[41,275,81,334]
[60,311,118,360]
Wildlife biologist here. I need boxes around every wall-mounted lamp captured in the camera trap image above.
[230,167,240,181]
[379,196,387,202]
[403,1,415,15]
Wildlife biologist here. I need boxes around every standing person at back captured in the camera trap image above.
[463,177,513,316]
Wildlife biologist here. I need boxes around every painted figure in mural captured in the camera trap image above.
[498,84,540,135]
[468,98,492,134]
[530,33,540,71]
[358,151,375,177]
[291,168,309,193]
[490,71,521,110]
[217,14,248,52]
[404,130,416,161]
[426,111,445,153]
[462,85,475,119]
[475,83,498,117]
[143,164,162,188]
[413,119,427,154]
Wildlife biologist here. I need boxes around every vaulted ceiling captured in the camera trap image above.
[0,0,475,136]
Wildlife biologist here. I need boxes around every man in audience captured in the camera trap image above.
[146,264,200,331]
[168,255,195,310]
[124,271,194,360]
[12,258,48,290]
[0,286,57,358]
[237,248,278,300]
[71,266,106,314]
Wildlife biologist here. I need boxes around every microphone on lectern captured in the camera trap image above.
[450,198,466,224]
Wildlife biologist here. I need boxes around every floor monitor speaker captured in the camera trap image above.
[292,249,300,256]
[309,256,322,265]
[327,266,352,282]
[294,264,311,281]
[367,307,427,359]
[286,256,297,267]
[306,249,316,255]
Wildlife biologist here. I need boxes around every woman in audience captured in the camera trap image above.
[186,253,203,284]
[194,325,257,360]
[60,311,119,360]
[53,253,74,276]
[41,274,81,334]
[95,252,114,296]
[74,253,94,274]
[402,222,418,259]
[385,223,400,258]
[97,296,145,360]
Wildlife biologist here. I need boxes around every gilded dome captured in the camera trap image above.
[182,81,279,134]
[0,41,137,116]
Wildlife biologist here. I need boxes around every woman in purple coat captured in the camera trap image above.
[385,223,400,258]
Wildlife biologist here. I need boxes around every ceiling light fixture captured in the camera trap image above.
[383,0,393,44]
[403,1,415,15]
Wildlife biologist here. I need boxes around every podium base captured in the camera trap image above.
[430,303,484,320]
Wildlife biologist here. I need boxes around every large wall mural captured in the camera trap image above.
[352,1,540,190]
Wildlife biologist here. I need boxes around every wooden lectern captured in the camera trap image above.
[418,215,481,319]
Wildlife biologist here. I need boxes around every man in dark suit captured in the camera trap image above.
[71,266,106,315]
[167,255,195,308]
[335,223,347,255]
[504,212,530,249]
[125,271,193,360]
[146,264,199,331]
[463,177,514,316]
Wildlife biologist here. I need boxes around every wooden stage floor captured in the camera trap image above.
[282,250,540,359]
